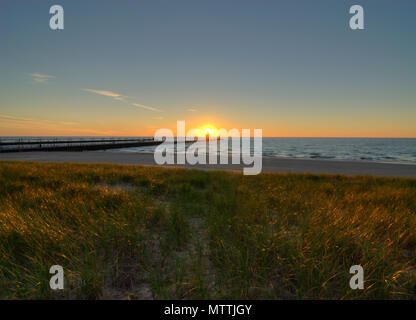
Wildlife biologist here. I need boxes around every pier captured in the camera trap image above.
[0,138,197,153]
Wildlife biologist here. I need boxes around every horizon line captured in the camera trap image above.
[1,135,416,139]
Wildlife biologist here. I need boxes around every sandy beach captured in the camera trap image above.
[1,151,416,177]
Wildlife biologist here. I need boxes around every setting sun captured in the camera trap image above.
[200,125,218,137]
[204,128,213,136]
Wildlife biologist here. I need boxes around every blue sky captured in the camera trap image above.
[0,0,415,136]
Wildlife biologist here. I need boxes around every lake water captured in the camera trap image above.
[2,137,416,164]
[105,137,416,164]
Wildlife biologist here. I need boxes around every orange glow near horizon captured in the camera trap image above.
[2,125,416,138]
[1,116,416,138]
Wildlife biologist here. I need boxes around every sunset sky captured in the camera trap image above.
[1,0,415,137]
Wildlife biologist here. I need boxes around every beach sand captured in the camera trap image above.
[1,151,416,177]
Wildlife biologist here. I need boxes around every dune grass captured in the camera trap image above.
[0,161,415,299]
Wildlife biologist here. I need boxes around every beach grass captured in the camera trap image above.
[0,161,415,299]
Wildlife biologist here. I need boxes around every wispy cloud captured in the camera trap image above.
[187,108,197,112]
[30,73,55,83]
[132,103,162,113]
[0,114,76,126]
[0,114,127,136]
[83,88,162,112]
[83,88,128,102]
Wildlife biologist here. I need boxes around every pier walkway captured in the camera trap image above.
[0,138,196,153]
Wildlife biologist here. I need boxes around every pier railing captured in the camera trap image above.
[0,137,198,153]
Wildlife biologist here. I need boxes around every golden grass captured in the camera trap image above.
[0,161,415,299]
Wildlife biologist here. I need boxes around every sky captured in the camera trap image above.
[0,0,415,137]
